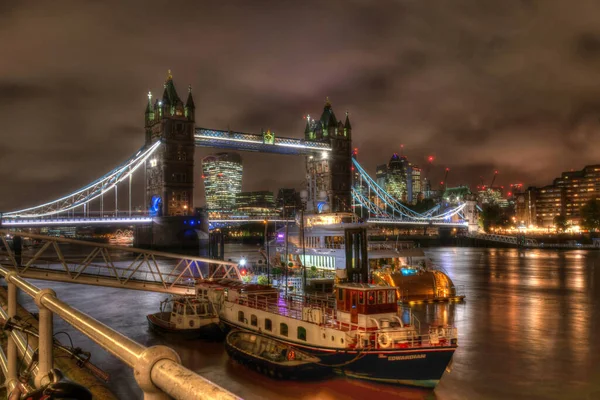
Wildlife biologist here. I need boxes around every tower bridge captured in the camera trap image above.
[1,71,478,242]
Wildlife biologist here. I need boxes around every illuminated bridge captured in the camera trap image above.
[1,73,477,232]
[0,142,474,228]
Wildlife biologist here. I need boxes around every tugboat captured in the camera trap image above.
[146,295,222,339]
[198,278,457,388]
[225,330,328,380]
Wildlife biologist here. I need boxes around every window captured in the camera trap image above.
[265,319,272,331]
[297,327,307,341]
[358,291,364,305]
[377,291,384,304]
[338,288,344,301]
[238,311,245,323]
[251,315,258,327]
[280,323,288,337]
[368,291,375,305]
[387,290,395,303]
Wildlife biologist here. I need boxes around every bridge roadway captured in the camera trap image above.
[0,216,295,227]
[1,216,467,227]
[0,231,241,295]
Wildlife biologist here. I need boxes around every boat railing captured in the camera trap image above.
[237,292,335,324]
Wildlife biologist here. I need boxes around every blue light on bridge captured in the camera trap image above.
[400,268,418,276]
[149,195,162,217]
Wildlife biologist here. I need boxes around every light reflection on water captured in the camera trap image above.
[10,247,600,400]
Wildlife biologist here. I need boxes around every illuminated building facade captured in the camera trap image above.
[304,99,352,213]
[408,164,422,204]
[554,166,600,222]
[201,152,243,213]
[385,154,407,202]
[515,164,600,228]
[145,71,195,216]
[234,191,279,216]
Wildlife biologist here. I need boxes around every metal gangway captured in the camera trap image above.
[0,231,241,295]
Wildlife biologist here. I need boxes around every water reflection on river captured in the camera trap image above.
[14,247,600,399]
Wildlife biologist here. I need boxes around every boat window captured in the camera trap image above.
[251,315,258,327]
[176,304,183,315]
[196,304,205,315]
[238,311,245,323]
[387,290,395,303]
[338,288,343,301]
[297,326,307,341]
[368,291,375,305]
[377,291,384,304]
[280,323,288,337]
[265,319,272,331]
[186,305,194,315]
[358,291,364,305]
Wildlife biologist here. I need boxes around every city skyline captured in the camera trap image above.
[4,2,600,212]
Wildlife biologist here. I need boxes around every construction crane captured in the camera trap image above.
[441,168,450,189]
[489,170,498,188]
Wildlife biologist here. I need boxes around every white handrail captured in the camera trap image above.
[0,267,241,400]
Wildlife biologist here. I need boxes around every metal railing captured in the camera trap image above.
[0,231,241,295]
[0,267,241,399]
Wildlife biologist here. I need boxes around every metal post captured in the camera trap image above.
[34,288,55,388]
[266,223,270,285]
[115,185,118,217]
[129,171,132,217]
[301,208,306,293]
[101,192,104,218]
[6,282,18,389]
[284,220,289,296]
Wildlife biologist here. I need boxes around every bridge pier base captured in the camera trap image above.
[134,216,208,252]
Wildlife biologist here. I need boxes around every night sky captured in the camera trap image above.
[2,1,600,212]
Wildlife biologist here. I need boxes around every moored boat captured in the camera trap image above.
[146,295,223,340]
[225,330,329,380]
[198,278,458,388]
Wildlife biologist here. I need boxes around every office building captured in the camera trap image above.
[201,152,243,213]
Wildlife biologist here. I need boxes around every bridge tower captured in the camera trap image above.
[144,71,195,216]
[304,99,352,213]
[465,197,480,233]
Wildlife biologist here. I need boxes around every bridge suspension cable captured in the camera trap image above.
[4,141,161,218]
[351,187,389,218]
[352,159,468,222]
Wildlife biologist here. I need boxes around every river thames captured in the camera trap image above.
[14,247,600,399]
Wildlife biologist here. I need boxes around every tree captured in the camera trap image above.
[553,214,568,232]
[581,199,600,232]
[479,204,503,233]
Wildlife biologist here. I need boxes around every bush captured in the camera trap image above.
[257,275,268,285]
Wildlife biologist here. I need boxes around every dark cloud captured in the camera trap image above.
[2,0,600,212]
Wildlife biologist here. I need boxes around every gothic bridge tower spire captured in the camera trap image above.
[144,70,195,216]
[304,97,352,213]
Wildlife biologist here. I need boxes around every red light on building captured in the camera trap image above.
[508,192,512,196]
[428,156,434,162]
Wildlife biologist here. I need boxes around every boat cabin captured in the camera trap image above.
[335,284,399,329]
